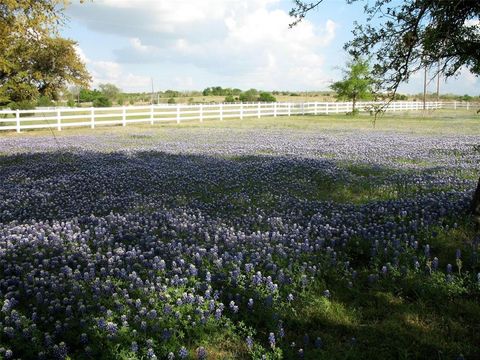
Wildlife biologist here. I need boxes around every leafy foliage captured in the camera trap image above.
[99,83,121,102]
[239,89,259,102]
[290,1,480,93]
[93,96,112,108]
[0,0,90,106]
[330,57,374,113]
[203,86,242,96]
[258,92,277,102]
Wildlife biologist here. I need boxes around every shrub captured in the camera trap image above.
[9,100,36,111]
[37,96,54,107]
[258,92,276,102]
[67,99,76,107]
[224,95,235,103]
[239,89,258,102]
[167,97,176,104]
[8,100,36,117]
[93,96,112,107]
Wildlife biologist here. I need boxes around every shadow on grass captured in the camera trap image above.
[0,149,471,223]
[0,150,478,359]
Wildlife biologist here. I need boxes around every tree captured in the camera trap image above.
[0,1,90,106]
[93,96,112,108]
[330,57,374,114]
[290,1,480,94]
[239,89,259,102]
[290,0,480,216]
[99,83,121,102]
[258,92,277,102]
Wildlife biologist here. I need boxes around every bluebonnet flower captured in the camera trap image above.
[268,332,276,349]
[303,333,309,346]
[179,346,188,359]
[197,346,207,359]
[424,244,430,258]
[446,264,453,274]
[246,336,253,349]
[106,322,118,336]
[381,266,388,275]
[147,348,156,359]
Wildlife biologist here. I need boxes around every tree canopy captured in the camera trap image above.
[291,0,480,217]
[330,57,374,113]
[290,0,480,94]
[0,0,90,106]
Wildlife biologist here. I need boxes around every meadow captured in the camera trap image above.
[0,111,479,359]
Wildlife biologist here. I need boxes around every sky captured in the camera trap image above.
[62,0,480,95]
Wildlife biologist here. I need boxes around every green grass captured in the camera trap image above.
[0,108,479,137]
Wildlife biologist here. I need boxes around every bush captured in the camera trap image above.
[37,96,54,107]
[167,97,176,104]
[239,89,258,102]
[8,100,36,117]
[67,99,76,107]
[224,95,235,103]
[93,96,112,108]
[258,92,276,102]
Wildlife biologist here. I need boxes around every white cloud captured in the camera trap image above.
[74,46,150,91]
[68,0,337,90]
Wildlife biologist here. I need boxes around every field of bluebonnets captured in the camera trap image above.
[0,112,480,360]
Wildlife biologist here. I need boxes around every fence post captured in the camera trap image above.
[302,103,305,115]
[150,104,154,125]
[199,104,203,123]
[274,102,277,117]
[122,106,126,126]
[57,110,62,131]
[326,103,329,115]
[288,103,291,116]
[219,103,223,121]
[314,102,318,115]
[16,110,20,133]
[176,104,181,124]
[467,102,470,110]
[240,103,243,120]
[90,108,95,129]
[454,101,457,110]
[257,103,261,118]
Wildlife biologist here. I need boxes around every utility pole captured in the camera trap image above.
[151,78,154,105]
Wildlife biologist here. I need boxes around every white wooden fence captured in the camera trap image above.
[0,101,474,133]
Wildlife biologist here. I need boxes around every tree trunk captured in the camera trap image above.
[472,176,480,226]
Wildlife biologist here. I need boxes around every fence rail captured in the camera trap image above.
[0,101,476,133]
